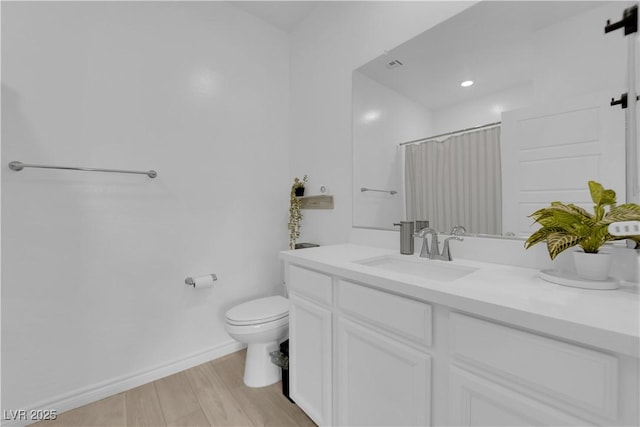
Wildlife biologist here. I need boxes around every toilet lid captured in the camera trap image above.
[225,295,289,326]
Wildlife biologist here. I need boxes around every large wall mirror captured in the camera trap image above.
[352,1,636,237]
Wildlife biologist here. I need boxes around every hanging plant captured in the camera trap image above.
[288,175,308,249]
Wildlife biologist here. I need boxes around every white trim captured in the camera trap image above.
[2,340,245,427]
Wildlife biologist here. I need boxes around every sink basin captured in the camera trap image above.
[355,255,478,282]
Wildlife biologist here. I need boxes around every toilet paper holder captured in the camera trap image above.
[185,274,218,287]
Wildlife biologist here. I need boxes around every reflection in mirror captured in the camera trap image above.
[352,1,633,236]
[404,124,502,235]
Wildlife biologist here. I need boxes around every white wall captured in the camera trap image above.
[430,84,533,135]
[1,1,289,414]
[289,0,476,245]
[352,72,433,229]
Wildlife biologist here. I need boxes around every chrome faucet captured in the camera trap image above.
[414,225,465,261]
[413,227,439,259]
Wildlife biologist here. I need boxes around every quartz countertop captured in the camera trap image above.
[280,244,640,358]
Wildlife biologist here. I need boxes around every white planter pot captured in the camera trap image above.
[572,251,612,281]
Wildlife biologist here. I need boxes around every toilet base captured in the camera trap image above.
[243,341,281,388]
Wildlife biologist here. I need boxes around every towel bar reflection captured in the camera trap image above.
[361,187,397,195]
[8,161,157,178]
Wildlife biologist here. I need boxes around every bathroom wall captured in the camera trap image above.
[289,0,476,245]
[430,84,533,135]
[2,1,289,415]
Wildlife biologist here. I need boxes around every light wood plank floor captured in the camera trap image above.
[33,350,315,427]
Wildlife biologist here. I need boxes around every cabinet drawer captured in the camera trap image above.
[450,313,618,419]
[289,265,332,305]
[337,280,432,346]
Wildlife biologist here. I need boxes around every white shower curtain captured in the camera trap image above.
[404,126,502,235]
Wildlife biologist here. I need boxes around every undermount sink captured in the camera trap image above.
[355,255,478,282]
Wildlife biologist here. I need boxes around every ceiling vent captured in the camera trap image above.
[385,59,404,69]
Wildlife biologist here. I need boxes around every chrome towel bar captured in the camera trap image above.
[361,187,397,195]
[8,161,157,178]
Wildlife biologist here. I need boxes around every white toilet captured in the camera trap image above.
[224,295,289,387]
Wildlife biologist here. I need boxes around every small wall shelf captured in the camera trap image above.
[298,195,334,209]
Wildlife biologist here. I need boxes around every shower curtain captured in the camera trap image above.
[404,126,502,235]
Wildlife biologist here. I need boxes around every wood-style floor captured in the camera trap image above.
[33,350,315,427]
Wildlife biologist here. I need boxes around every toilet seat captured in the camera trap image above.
[225,295,289,326]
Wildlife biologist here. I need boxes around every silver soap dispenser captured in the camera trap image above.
[394,221,415,255]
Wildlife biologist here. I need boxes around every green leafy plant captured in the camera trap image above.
[288,175,308,250]
[525,181,640,259]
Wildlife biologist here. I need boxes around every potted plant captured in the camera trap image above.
[525,180,640,280]
[292,175,307,197]
[288,175,308,249]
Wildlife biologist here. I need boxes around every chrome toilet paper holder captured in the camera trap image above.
[185,274,218,287]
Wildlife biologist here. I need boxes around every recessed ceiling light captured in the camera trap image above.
[460,80,474,87]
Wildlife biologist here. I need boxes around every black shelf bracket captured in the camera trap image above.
[611,93,640,109]
[606,5,639,110]
[605,4,638,35]
[611,93,629,109]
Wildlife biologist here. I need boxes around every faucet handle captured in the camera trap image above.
[450,225,466,236]
[414,226,434,237]
[441,236,464,261]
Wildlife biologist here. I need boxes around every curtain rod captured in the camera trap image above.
[399,121,501,146]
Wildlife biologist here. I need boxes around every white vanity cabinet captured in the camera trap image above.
[447,313,624,426]
[287,265,333,426]
[284,257,639,427]
[448,367,593,426]
[336,279,432,426]
[288,265,433,426]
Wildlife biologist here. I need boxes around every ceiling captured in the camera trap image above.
[229,1,320,33]
[356,1,606,111]
[230,1,610,110]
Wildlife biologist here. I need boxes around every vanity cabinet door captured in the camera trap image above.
[449,312,618,420]
[289,295,332,426]
[449,367,592,426]
[336,317,431,426]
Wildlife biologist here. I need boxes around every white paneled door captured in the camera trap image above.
[501,91,625,235]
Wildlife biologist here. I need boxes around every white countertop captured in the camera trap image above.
[280,244,640,358]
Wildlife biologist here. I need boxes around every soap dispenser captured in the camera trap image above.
[393,221,415,255]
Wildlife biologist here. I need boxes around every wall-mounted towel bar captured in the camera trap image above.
[361,187,397,195]
[8,161,157,178]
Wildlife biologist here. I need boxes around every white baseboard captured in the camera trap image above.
[2,340,245,427]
